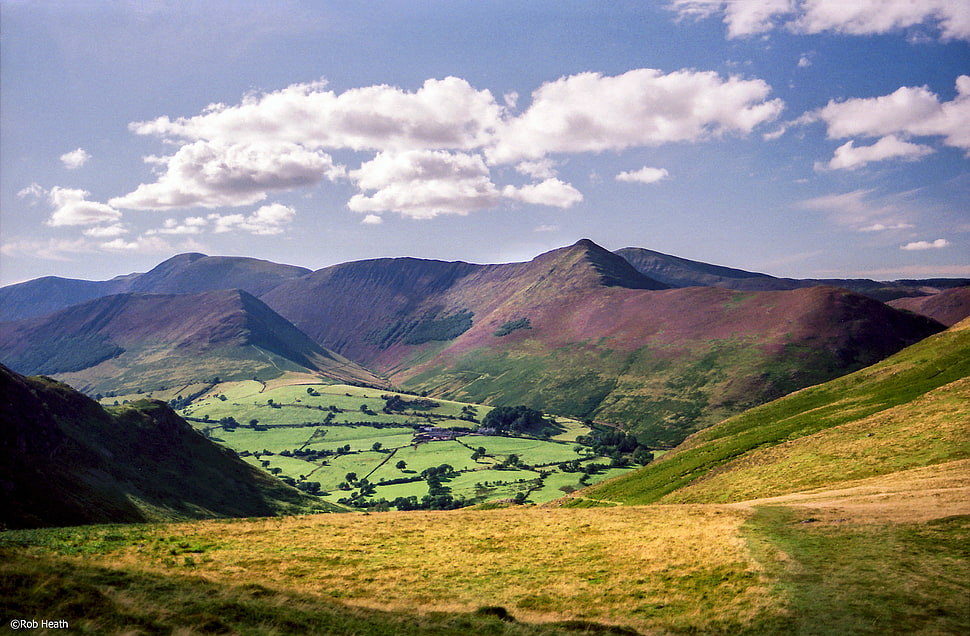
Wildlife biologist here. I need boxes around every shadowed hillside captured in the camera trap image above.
[0,364,330,529]
[0,289,383,394]
[887,285,970,326]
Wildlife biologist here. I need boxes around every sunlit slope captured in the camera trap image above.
[572,317,970,506]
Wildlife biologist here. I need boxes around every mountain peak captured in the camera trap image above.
[536,239,668,290]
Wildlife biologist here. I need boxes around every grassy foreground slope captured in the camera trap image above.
[571,317,970,507]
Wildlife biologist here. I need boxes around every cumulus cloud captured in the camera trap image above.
[487,68,783,163]
[60,148,91,169]
[812,77,970,154]
[616,167,670,184]
[100,236,178,252]
[361,214,383,225]
[348,150,501,218]
[130,77,503,152]
[209,203,297,235]
[93,69,781,219]
[110,140,342,210]
[817,135,935,171]
[503,179,583,208]
[669,0,970,40]
[147,216,209,235]
[900,238,950,250]
[46,187,122,227]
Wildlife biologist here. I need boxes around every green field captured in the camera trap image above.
[165,380,638,510]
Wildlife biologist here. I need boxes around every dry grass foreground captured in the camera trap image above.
[11,506,777,634]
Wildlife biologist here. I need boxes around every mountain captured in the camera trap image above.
[887,285,970,326]
[0,240,947,447]
[0,289,383,394]
[264,239,942,446]
[0,253,309,322]
[573,316,970,506]
[0,364,330,529]
[615,246,970,301]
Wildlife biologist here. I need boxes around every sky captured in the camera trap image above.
[1,0,968,287]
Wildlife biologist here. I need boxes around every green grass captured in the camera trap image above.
[170,379,627,510]
[741,508,970,635]
[575,322,970,506]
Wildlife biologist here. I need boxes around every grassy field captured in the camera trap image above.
[3,483,966,635]
[137,380,633,510]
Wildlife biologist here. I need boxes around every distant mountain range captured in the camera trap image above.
[0,363,329,529]
[1,239,964,447]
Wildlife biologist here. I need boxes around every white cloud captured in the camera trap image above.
[100,236,176,252]
[60,147,91,169]
[900,238,950,251]
[83,224,129,238]
[348,150,501,218]
[17,183,45,200]
[797,53,813,68]
[503,179,583,208]
[0,237,95,261]
[859,222,915,232]
[110,140,342,210]
[46,187,122,227]
[488,68,783,163]
[669,0,970,40]
[817,135,935,170]
[515,159,558,179]
[805,76,970,167]
[147,216,209,235]
[616,166,670,184]
[93,70,782,220]
[797,188,917,232]
[361,214,383,225]
[209,203,296,235]
[793,0,970,41]
[130,77,503,153]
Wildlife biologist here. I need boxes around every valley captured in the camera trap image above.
[2,242,967,634]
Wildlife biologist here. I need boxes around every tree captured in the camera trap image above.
[395,460,407,470]
[372,442,383,452]
[345,472,358,484]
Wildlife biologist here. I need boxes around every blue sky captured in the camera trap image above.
[2,0,968,286]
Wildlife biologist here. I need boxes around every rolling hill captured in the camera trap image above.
[0,289,383,395]
[0,364,330,529]
[0,239,952,448]
[0,253,309,322]
[615,246,970,302]
[571,316,970,506]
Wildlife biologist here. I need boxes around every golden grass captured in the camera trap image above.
[726,458,970,525]
[43,506,780,633]
[658,376,970,504]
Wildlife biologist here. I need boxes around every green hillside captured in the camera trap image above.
[570,317,970,507]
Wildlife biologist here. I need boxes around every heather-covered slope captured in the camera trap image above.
[397,279,943,446]
[0,364,329,529]
[265,239,942,447]
[572,317,970,506]
[0,289,382,394]
[887,285,970,326]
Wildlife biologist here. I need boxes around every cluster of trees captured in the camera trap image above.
[381,394,440,413]
[575,426,655,466]
[479,405,558,437]
[493,317,532,337]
